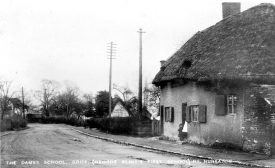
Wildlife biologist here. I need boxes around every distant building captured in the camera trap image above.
[111,100,131,117]
[2,97,28,118]
[153,3,275,155]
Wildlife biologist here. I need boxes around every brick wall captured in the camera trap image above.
[242,85,273,155]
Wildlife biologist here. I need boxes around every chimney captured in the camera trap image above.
[222,2,241,19]
[160,60,166,71]
[160,60,166,66]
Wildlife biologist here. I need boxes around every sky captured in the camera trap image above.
[1,0,275,98]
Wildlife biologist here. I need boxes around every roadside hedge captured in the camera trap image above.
[26,114,42,123]
[32,115,151,136]
[1,115,27,132]
[85,117,143,134]
[39,116,84,126]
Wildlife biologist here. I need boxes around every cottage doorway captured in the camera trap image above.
[182,103,188,133]
[160,106,164,134]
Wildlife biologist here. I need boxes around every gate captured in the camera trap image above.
[152,119,161,136]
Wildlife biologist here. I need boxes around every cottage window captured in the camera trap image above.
[190,105,199,122]
[164,107,174,122]
[165,107,170,122]
[186,105,207,123]
[227,95,237,114]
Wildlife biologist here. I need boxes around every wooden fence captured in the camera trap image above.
[152,119,161,136]
[131,119,161,136]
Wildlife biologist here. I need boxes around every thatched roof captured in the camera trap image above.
[153,3,275,85]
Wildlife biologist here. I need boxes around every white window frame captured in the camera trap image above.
[227,95,237,114]
[190,105,199,122]
[165,107,171,122]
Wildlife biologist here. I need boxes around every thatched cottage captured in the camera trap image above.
[153,3,275,155]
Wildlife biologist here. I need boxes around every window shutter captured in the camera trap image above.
[182,103,187,122]
[171,107,174,122]
[160,106,164,122]
[186,106,191,123]
[164,108,167,122]
[199,105,207,123]
[224,95,228,114]
[215,95,226,116]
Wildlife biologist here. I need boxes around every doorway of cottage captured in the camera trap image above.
[160,105,164,134]
[181,103,188,138]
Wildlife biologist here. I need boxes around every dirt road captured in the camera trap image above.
[1,124,243,168]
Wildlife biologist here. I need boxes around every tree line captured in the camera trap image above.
[0,79,160,120]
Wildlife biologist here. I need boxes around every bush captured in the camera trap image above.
[85,117,143,134]
[85,118,100,129]
[39,116,83,126]
[108,117,133,134]
[1,115,27,132]
[11,116,27,129]
[36,115,151,136]
[27,114,43,123]
[1,119,12,131]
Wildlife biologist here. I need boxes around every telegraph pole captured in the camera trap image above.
[107,42,116,117]
[138,28,145,115]
[22,87,25,119]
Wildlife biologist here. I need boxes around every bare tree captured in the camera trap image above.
[62,85,80,118]
[82,93,95,117]
[83,93,94,102]
[0,80,13,120]
[143,84,160,111]
[113,84,133,102]
[35,79,59,116]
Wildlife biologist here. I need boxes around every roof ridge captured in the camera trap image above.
[153,3,275,85]
[247,3,275,12]
[258,3,275,7]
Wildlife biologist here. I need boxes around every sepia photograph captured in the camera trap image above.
[1,0,275,167]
